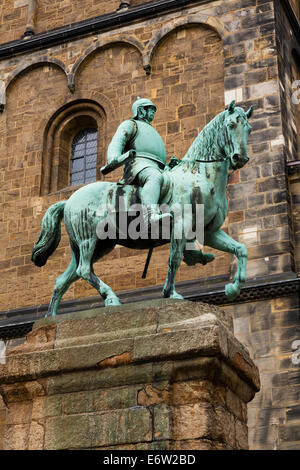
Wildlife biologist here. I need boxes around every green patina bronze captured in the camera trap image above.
[103,97,172,223]
[32,98,253,317]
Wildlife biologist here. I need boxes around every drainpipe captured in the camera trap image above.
[23,0,37,39]
[118,1,131,11]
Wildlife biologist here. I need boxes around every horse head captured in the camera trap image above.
[222,100,253,170]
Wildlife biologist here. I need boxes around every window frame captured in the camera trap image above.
[41,100,106,195]
[70,128,98,186]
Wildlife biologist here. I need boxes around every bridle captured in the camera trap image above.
[195,158,227,163]
[195,156,235,176]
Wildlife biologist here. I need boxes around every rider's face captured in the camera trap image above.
[145,106,156,123]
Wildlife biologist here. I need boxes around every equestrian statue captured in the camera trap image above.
[32,97,253,317]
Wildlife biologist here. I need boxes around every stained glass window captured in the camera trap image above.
[70,129,98,186]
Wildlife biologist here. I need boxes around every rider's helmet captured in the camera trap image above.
[132,97,156,118]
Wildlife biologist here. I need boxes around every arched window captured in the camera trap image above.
[70,128,98,185]
[41,101,106,195]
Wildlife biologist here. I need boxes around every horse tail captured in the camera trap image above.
[31,201,66,267]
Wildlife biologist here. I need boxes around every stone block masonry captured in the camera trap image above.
[223,294,300,450]
[0,300,260,450]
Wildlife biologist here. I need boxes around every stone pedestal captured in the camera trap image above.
[0,300,260,450]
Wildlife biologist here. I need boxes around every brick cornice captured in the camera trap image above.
[0,1,297,61]
[0,0,210,60]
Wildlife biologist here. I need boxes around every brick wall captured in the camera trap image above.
[0,0,28,44]
[223,295,300,450]
[0,0,157,45]
[274,1,300,274]
[275,0,298,164]
[0,0,120,44]
[0,396,6,450]
[35,0,121,35]
[0,20,229,310]
[224,0,293,282]
[289,52,300,272]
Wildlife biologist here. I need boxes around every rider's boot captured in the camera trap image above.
[140,207,172,236]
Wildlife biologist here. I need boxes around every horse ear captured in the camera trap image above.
[227,100,235,114]
[246,106,254,119]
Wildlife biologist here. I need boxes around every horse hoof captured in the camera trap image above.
[45,311,55,318]
[105,296,122,307]
[170,293,184,300]
[225,283,240,301]
[200,253,215,265]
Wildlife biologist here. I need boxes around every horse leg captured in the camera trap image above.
[163,237,185,300]
[76,239,121,306]
[46,251,79,317]
[204,229,248,301]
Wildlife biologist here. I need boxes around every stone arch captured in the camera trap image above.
[144,15,227,72]
[1,59,68,112]
[69,37,144,92]
[6,58,68,92]
[40,99,107,195]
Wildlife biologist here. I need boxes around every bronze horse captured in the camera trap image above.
[32,101,253,317]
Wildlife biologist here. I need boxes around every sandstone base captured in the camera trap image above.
[0,299,260,450]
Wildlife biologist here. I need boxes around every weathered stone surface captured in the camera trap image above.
[133,325,228,362]
[0,380,45,404]
[214,406,236,448]
[226,388,244,422]
[0,406,6,451]
[90,408,153,448]
[45,414,92,450]
[235,419,249,450]
[172,403,216,440]
[61,391,94,415]
[0,301,259,450]
[28,421,45,450]
[6,324,57,355]
[45,363,153,395]
[5,402,32,425]
[44,408,153,450]
[32,396,62,420]
[3,424,30,450]
[138,383,170,407]
[1,301,259,394]
[93,385,139,412]
[153,404,172,441]
[176,379,226,406]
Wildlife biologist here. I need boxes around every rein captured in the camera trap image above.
[195,158,226,163]
[194,156,235,176]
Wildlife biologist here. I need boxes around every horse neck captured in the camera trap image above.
[182,111,226,164]
[166,111,230,196]
[208,160,230,195]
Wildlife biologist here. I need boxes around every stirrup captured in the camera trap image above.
[149,211,172,223]
[147,208,172,224]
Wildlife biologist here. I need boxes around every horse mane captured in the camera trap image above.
[182,109,227,165]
